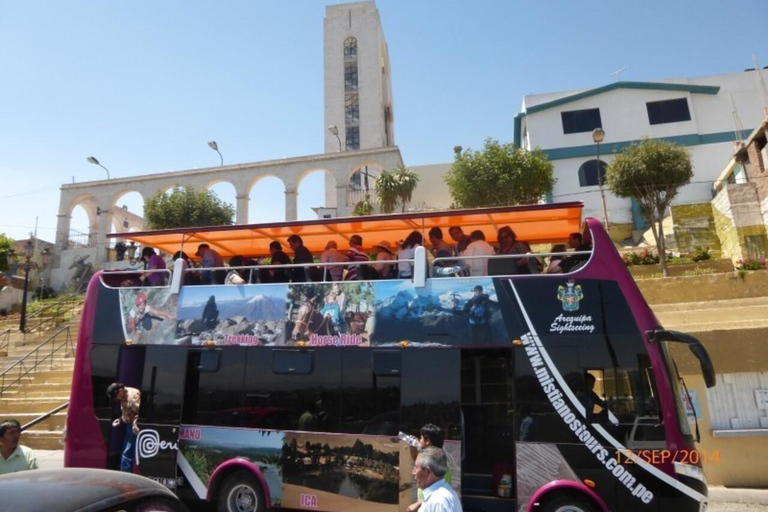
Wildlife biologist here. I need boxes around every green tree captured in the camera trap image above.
[445,138,555,208]
[144,186,235,229]
[352,198,374,216]
[0,233,13,272]
[605,138,693,277]
[374,165,420,214]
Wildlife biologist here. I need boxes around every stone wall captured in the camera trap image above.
[711,182,768,261]
[636,270,768,304]
[671,203,720,254]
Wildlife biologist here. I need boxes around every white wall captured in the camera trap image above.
[409,163,453,210]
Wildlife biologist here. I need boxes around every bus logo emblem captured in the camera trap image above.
[557,280,583,311]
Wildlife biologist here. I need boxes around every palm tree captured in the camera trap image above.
[394,166,419,212]
[374,170,400,214]
[374,165,420,214]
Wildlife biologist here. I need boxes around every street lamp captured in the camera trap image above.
[10,242,52,333]
[592,128,609,228]
[208,141,223,166]
[328,125,342,152]
[87,156,110,180]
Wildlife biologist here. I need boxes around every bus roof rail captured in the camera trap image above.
[646,329,716,388]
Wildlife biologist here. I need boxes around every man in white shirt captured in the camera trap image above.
[412,447,462,512]
[462,230,495,276]
[0,419,38,475]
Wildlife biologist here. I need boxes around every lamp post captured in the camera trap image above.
[592,128,609,228]
[328,125,342,152]
[208,141,223,166]
[87,156,110,180]
[11,242,52,333]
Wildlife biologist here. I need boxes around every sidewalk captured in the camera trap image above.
[31,450,768,504]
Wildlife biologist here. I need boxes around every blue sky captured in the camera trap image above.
[1,0,765,242]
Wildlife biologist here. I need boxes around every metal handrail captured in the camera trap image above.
[0,328,10,355]
[21,402,69,431]
[0,325,72,399]
[22,293,82,339]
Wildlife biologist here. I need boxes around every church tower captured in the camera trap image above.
[324,1,394,154]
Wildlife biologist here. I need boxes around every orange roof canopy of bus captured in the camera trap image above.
[110,202,583,258]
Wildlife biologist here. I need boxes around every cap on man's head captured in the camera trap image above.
[195,244,210,257]
[135,292,147,306]
[106,382,125,400]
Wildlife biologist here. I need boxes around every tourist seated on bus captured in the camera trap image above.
[320,240,346,281]
[579,372,609,424]
[139,247,166,286]
[287,235,317,282]
[397,231,423,278]
[489,226,540,275]
[225,256,249,285]
[267,241,291,283]
[196,244,226,285]
[372,240,396,279]
[345,235,370,281]
[463,230,495,276]
[428,227,453,257]
[546,244,568,274]
[172,251,201,285]
[559,232,592,273]
[448,226,472,255]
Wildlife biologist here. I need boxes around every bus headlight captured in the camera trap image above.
[674,461,707,486]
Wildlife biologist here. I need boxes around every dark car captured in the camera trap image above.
[0,468,189,512]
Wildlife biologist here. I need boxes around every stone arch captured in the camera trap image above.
[346,161,386,209]
[297,168,336,220]
[64,194,99,248]
[248,174,286,224]
[204,179,238,222]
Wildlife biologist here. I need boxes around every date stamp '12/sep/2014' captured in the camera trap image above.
[615,449,720,465]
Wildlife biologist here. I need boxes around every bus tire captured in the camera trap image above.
[217,470,266,512]
[538,492,598,512]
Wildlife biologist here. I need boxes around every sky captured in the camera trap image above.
[0,0,766,243]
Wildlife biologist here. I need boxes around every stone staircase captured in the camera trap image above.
[651,296,768,332]
[0,300,83,450]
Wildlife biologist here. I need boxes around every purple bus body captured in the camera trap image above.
[65,272,108,469]
[527,480,610,512]
[64,216,696,509]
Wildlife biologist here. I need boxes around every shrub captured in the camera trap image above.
[681,267,716,277]
[735,258,766,271]
[691,246,712,263]
[623,249,659,266]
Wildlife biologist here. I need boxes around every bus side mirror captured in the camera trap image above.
[647,329,716,388]
[413,246,427,288]
[171,257,185,294]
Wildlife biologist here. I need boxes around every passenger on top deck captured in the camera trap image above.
[546,244,568,274]
[288,235,316,282]
[345,235,370,281]
[428,227,453,258]
[447,226,472,256]
[172,251,199,286]
[398,231,423,279]
[490,226,539,275]
[463,230,495,276]
[140,247,166,286]
[196,244,225,285]
[320,240,347,281]
[268,241,291,283]
[559,232,592,273]
[372,240,396,279]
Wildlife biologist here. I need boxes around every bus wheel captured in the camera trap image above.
[538,493,598,512]
[217,470,266,512]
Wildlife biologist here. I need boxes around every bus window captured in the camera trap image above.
[273,350,313,375]
[182,348,246,427]
[342,349,401,435]
[90,345,121,420]
[401,349,461,441]
[140,346,187,425]
[244,348,342,432]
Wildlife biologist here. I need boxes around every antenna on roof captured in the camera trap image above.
[729,93,746,144]
[609,67,627,82]
[753,54,768,112]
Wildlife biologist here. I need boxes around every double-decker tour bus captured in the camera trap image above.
[65,202,714,512]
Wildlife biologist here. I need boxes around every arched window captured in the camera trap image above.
[344,37,357,59]
[578,159,608,187]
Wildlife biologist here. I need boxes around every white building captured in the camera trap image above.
[516,70,768,240]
